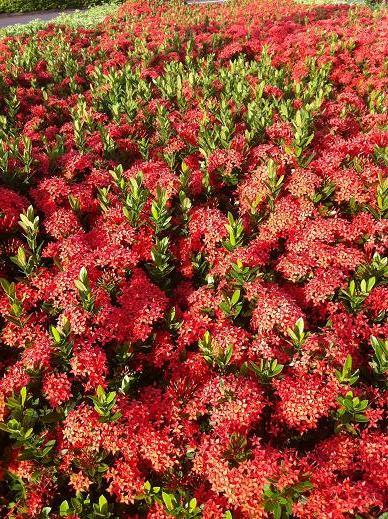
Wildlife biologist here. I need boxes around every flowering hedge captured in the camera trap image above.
[0,0,387,517]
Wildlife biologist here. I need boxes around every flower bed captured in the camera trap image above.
[0,0,387,517]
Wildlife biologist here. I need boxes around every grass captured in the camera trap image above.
[0,1,120,37]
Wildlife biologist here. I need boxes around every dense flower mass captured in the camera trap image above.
[0,0,387,517]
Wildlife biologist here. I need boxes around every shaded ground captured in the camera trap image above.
[0,9,79,27]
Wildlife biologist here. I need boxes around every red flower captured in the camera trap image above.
[43,372,72,408]
[0,188,28,233]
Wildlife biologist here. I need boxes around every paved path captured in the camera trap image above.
[0,0,225,29]
[0,9,78,28]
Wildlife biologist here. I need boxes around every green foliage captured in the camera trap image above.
[335,355,359,385]
[0,2,119,37]
[138,483,202,518]
[0,134,35,188]
[90,385,121,423]
[165,306,183,333]
[43,133,65,164]
[50,317,73,370]
[286,317,308,352]
[356,252,387,286]
[339,277,376,313]
[285,108,315,167]
[156,104,172,145]
[97,186,111,213]
[219,288,243,320]
[0,278,26,327]
[178,163,192,231]
[0,0,110,14]
[223,212,245,252]
[198,101,235,160]
[68,193,81,214]
[223,432,252,466]
[248,358,284,383]
[339,253,387,315]
[199,331,234,371]
[99,125,116,157]
[147,237,175,290]
[110,166,149,228]
[369,335,388,377]
[161,491,202,518]
[228,259,259,286]
[151,188,172,234]
[191,252,211,285]
[75,267,96,312]
[335,391,369,434]
[313,179,336,205]
[59,494,112,517]
[0,387,56,462]
[11,205,43,277]
[262,479,313,519]
[265,159,284,211]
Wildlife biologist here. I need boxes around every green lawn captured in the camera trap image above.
[0,1,120,36]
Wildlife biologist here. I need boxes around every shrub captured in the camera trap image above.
[0,2,120,36]
[0,0,387,517]
[0,0,110,14]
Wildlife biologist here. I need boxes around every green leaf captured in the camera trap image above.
[74,280,87,292]
[225,345,233,365]
[273,503,282,519]
[50,325,61,344]
[189,497,197,511]
[0,278,10,293]
[20,387,27,406]
[59,500,70,516]
[162,491,174,511]
[295,317,304,333]
[24,427,33,439]
[367,277,376,291]
[106,392,116,404]
[231,289,240,305]
[96,385,105,399]
[79,266,88,283]
[98,495,108,513]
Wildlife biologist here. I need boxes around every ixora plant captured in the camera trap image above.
[0,0,387,517]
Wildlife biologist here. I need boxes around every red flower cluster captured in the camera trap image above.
[0,0,387,517]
